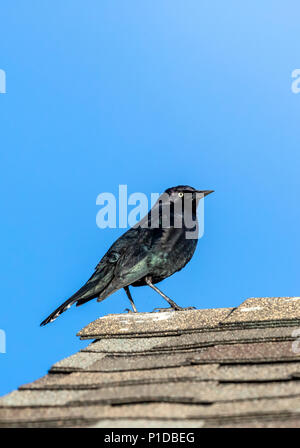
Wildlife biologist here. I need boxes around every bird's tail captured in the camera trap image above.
[40,297,79,326]
[40,283,98,326]
[40,263,116,326]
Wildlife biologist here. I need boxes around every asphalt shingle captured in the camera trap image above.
[77,308,234,339]
[186,341,300,364]
[2,296,300,427]
[20,365,220,390]
[50,352,106,372]
[51,351,207,373]
[4,380,300,408]
[221,297,300,328]
[18,362,300,391]
[82,326,298,354]
[1,396,300,427]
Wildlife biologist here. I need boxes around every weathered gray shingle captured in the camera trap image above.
[186,341,300,364]
[77,308,234,339]
[4,380,300,408]
[50,352,106,372]
[221,297,300,328]
[1,296,300,428]
[1,395,300,427]
[19,362,300,392]
[20,365,220,390]
[82,326,298,354]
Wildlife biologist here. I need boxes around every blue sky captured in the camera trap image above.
[0,1,299,396]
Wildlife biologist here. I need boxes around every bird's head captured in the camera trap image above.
[145,185,214,232]
[163,185,214,205]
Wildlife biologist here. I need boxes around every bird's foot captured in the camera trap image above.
[124,308,138,313]
[151,307,175,313]
[152,306,196,312]
[178,306,196,311]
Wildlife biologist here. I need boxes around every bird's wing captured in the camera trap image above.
[95,227,154,301]
[40,227,155,326]
[74,227,141,303]
[75,225,152,301]
[40,228,142,325]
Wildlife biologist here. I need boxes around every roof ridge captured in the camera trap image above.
[77,296,300,340]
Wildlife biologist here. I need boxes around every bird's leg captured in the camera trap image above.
[145,277,195,311]
[124,286,138,313]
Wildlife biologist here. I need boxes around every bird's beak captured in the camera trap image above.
[195,190,214,197]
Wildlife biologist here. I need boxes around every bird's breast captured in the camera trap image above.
[146,227,198,284]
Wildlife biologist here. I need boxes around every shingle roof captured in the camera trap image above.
[1,296,300,428]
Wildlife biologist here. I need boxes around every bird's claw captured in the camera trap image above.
[124,308,136,313]
[151,307,175,313]
[178,306,197,311]
[152,306,196,312]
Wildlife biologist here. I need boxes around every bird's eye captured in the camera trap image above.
[178,192,184,198]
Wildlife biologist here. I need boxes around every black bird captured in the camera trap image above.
[40,185,213,326]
